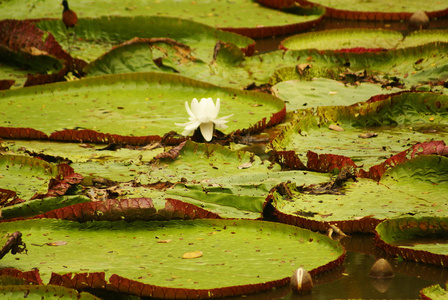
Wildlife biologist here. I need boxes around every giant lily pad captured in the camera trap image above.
[0,0,324,38]
[143,141,331,219]
[3,139,165,183]
[1,140,327,220]
[264,155,448,233]
[0,72,285,143]
[36,16,255,62]
[401,30,448,48]
[34,198,221,222]
[84,37,212,80]
[281,28,404,51]
[0,284,100,300]
[84,38,254,89]
[0,155,81,204]
[0,20,87,88]
[420,284,448,300]
[272,78,401,110]
[0,218,345,298]
[298,0,448,20]
[270,92,448,170]
[0,155,57,201]
[281,29,448,52]
[375,217,448,266]
[0,195,91,221]
[256,42,448,89]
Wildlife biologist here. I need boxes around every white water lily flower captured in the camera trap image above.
[176,98,233,141]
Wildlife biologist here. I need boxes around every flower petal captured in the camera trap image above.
[215,123,228,129]
[212,114,233,128]
[198,98,215,123]
[199,122,214,141]
[190,98,200,118]
[176,97,233,140]
[185,101,196,119]
[212,98,221,119]
[181,128,195,136]
[184,120,201,131]
[213,114,233,122]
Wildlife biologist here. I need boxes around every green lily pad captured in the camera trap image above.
[0,154,83,217]
[0,195,91,221]
[0,155,59,201]
[84,38,253,89]
[141,141,330,219]
[272,78,401,110]
[265,155,448,233]
[0,20,87,89]
[270,92,448,170]
[300,0,448,19]
[420,284,448,300]
[84,37,211,80]
[2,139,165,183]
[36,16,255,63]
[0,0,324,38]
[400,30,448,48]
[88,184,257,219]
[166,167,330,220]
[0,218,344,298]
[0,72,285,143]
[146,141,281,183]
[254,42,448,89]
[0,284,101,300]
[375,216,448,266]
[281,29,448,52]
[281,28,404,51]
[35,198,221,222]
